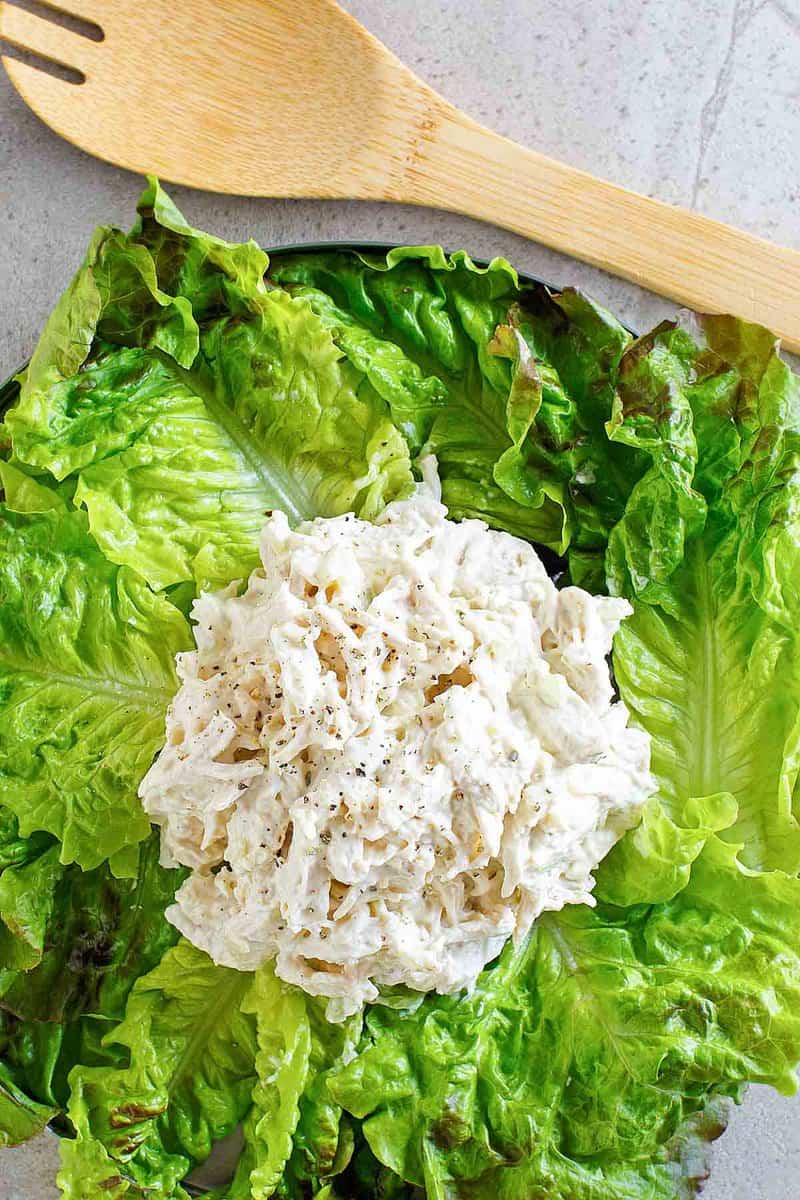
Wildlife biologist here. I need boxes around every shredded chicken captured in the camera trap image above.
[140,459,653,1019]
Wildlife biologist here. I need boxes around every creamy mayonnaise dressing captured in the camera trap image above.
[140,461,652,1019]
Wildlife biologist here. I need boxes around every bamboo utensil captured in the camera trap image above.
[2,0,800,349]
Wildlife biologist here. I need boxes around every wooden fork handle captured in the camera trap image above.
[399,103,800,351]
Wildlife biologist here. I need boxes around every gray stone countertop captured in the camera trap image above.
[1,1,799,1197]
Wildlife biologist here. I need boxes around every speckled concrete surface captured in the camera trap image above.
[1,1,799,1197]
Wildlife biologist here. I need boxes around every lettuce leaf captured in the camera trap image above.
[0,1007,61,1147]
[0,1058,57,1148]
[320,312,800,1198]
[60,941,257,1195]
[0,834,184,1028]
[269,247,634,577]
[0,805,53,872]
[0,1012,64,1109]
[0,800,60,978]
[131,177,270,320]
[10,175,266,433]
[0,838,183,1145]
[0,460,68,513]
[15,235,196,428]
[336,1138,426,1200]
[11,308,412,591]
[291,998,360,1182]
[0,506,190,870]
[0,830,184,1152]
[60,945,362,1200]
[596,790,738,906]
[224,976,359,1199]
[25,341,295,591]
[57,1121,192,1200]
[0,842,62,972]
[230,968,313,1200]
[607,314,800,873]
[329,835,800,1200]
[7,192,412,593]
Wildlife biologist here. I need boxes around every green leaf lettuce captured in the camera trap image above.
[0,506,190,870]
[1,184,800,1200]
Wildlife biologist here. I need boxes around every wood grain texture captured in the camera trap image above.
[2,0,799,348]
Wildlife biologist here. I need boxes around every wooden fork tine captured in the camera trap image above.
[31,0,103,27]
[2,52,88,134]
[0,4,96,72]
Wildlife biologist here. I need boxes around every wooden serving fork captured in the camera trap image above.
[2,0,800,349]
